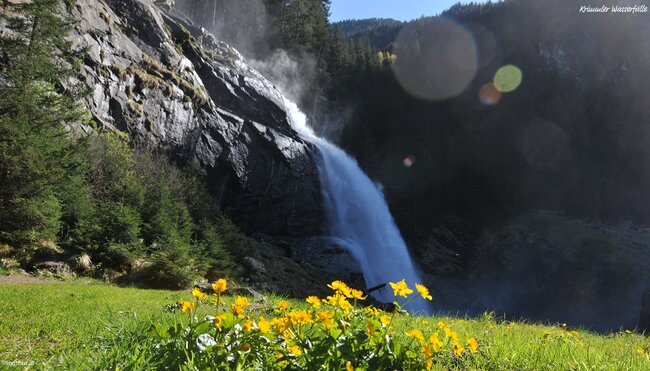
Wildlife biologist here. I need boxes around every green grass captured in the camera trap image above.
[0,283,187,369]
[0,282,648,370]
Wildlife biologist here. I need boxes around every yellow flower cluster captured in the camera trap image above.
[388,279,434,303]
[173,278,479,369]
[407,320,479,368]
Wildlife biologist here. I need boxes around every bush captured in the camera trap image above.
[194,220,236,281]
[67,132,243,287]
[141,242,200,290]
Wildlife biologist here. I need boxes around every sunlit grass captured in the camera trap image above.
[0,283,187,369]
[0,283,648,370]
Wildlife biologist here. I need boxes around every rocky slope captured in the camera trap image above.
[67,0,323,237]
[424,211,650,332]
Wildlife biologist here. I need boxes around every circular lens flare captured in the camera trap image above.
[479,83,502,105]
[403,155,416,167]
[493,65,523,93]
[391,18,478,101]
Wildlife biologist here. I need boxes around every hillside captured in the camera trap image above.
[332,18,402,49]
[334,0,650,331]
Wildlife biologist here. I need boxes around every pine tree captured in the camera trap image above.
[0,0,87,246]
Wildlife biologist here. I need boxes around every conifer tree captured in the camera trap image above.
[0,0,87,246]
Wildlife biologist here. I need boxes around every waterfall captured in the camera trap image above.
[283,98,431,314]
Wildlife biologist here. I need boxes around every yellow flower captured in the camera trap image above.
[192,288,208,300]
[389,279,413,298]
[244,319,254,331]
[258,316,270,333]
[367,322,376,336]
[287,310,313,325]
[380,315,392,327]
[235,296,250,307]
[231,304,245,317]
[415,283,433,300]
[452,342,464,357]
[422,344,433,358]
[349,288,367,300]
[213,313,227,330]
[270,317,289,333]
[276,300,290,312]
[328,280,349,292]
[346,361,354,371]
[637,348,646,355]
[364,307,381,316]
[306,296,322,308]
[316,310,335,328]
[406,329,424,343]
[444,327,458,341]
[467,338,479,353]
[179,301,195,313]
[328,280,354,298]
[212,278,227,294]
[436,321,445,329]
[289,344,302,356]
[325,293,353,311]
[430,333,443,352]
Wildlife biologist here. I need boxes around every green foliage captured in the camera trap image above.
[194,220,236,280]
[72,132,239,287]
[0,0,87,246]
[145,245,199,289]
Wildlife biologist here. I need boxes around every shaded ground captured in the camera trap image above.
[0,274,65,285]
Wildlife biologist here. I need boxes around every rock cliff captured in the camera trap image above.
[67,0,324,236]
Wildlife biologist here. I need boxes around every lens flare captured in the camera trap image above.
[467,23,499,69]
[403,155,416,167]
[493,65,523,93]
[391,17,478,101]
[479,83,502,105]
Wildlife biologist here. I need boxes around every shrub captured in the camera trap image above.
[194,220,236,280]
[140,237,200,289]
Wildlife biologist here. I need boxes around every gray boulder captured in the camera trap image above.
[33,261,72,276]
[293,236,364,288]
[243,256,267,277]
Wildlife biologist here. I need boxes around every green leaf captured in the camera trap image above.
[194,320,212,335]
[148,323,170,340]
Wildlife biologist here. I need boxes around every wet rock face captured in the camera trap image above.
[293,236,365,289]
[465,211,650,332]
[67,0,323,236]
[641,288,650,332]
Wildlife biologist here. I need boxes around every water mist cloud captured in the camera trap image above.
[249,49,318,104]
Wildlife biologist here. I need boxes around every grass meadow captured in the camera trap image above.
[0,281,648,370]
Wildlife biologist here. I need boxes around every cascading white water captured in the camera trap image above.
[283,98,431,314]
